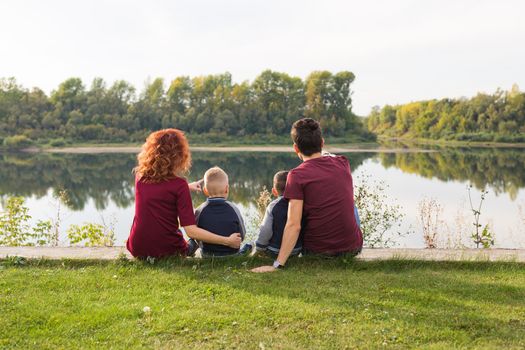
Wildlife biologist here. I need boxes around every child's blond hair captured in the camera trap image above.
[204,166,229,196]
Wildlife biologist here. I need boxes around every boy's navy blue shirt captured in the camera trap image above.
[195,197,246,256]
[255,196,303,254]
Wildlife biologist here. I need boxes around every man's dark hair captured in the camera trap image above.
[290,118,323,156]
[273,170,289,195]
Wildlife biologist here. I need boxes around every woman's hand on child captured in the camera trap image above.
[226,233,242,249]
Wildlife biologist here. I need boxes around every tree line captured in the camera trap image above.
[0,70,374,147]
[366,85,525,142]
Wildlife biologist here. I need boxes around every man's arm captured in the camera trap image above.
[251,199,303,273]
[276,199,303,265]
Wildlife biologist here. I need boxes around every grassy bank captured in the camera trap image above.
[1,133,377,151]
[7,134,525,152]
[1,256,524,349]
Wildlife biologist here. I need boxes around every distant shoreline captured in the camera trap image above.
[12,138,525,154]
[25,145,437,154]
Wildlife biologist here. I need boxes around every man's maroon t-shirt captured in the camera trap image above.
[284,155,363,254]
[127,177,196,258]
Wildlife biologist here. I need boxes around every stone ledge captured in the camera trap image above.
[0,246,131,260]
[1,247,524,262]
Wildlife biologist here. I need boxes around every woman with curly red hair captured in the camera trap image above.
[127,128,241,258]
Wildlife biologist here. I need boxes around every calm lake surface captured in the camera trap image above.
[1,147,524,248]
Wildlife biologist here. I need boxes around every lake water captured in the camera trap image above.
[1,147,524,248]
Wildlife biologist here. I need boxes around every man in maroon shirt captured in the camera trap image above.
[252,118,363,272]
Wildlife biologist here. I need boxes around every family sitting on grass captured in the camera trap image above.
[126,118,363,273]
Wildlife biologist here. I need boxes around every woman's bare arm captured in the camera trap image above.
[183,225,241,249]
[188,180,203,193]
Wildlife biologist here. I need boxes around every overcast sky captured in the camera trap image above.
[1,0,524,115]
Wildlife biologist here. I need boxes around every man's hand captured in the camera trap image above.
[188,180,203,193]
[226,233,241,249]
[251,265,277,273]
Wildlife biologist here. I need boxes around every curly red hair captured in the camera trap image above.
[134,129,191,183]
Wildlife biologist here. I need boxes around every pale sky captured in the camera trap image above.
[1,0,524,115]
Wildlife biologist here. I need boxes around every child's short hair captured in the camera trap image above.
[204,166,229,196]
[273,170,289,195]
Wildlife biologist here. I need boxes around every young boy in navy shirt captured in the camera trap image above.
[255,171,303,256]
[193,166,249,257]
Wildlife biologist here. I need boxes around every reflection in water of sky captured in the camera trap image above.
[1,148,524,248]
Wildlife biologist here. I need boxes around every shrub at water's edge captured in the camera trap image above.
[0,196,114,247]
[0,197,53,246]
[2,135,33,150]
[353,173,405,247]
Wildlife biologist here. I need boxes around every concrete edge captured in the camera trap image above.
[1,247,524,262]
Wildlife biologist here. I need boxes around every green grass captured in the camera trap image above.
[1,256,524,349]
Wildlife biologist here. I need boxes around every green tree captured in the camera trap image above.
[305,71,356,136]
[367,86,525,142]
[50,78,87,125]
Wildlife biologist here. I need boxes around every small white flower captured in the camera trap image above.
[113,275,117,278]
[143,306,151,313]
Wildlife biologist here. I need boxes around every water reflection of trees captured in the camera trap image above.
[0,151,370,211]
[2,149,522,210]
[190,152,370,206]
[0,152,136,210]
[378,148,525,199]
